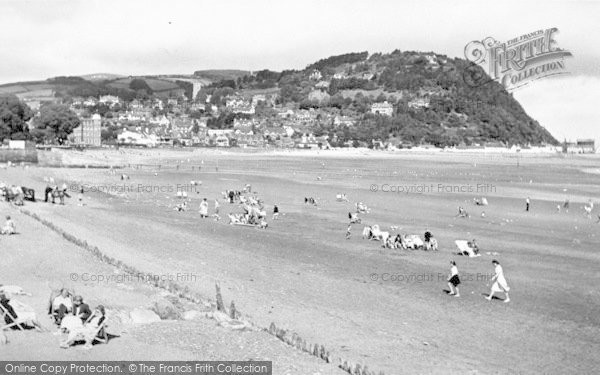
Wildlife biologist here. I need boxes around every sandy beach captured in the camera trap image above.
[1,148,599,374]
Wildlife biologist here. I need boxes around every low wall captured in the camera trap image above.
[0,148,38,163]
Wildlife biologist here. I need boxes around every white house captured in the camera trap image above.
[117,130,157,147]
[371,101,394,116]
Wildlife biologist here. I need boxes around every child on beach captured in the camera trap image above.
[447,261,460,297]
[1,216,16,235]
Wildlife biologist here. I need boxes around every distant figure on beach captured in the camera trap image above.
[199,198,209,218]
[563,199,570,212]
[77,187,84,206]
[486,260,510,303]
[456,206,469,218]
[346,224,352,239]
[1,215,16,235]
[447,261,460,297]
[273,205,279,220]
[214,199,220,215]
[525,197,530,212]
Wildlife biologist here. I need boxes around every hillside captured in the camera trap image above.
[201,51,557,146]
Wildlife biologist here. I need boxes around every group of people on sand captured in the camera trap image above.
[1,285,107,349]
[44,182,70,205]
[446,260,510,302]
[1,184,26,205]
[49,288,106,349]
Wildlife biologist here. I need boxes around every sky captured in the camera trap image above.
[0,0,598,142]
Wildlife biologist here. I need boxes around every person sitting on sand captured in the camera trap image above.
[60,305,106,350]
[467,239,480,255]
[259,218,268,229]
[456,206,469,218]
[174,201,187,211]
[60,295,91,332]
[1,215,16,235]
[49,288,73,325]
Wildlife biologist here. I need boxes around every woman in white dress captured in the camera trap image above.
[199,198,209,218]
[486,260,510,303]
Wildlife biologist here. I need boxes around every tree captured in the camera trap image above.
[34,104,80,144]
[0,95,34,141]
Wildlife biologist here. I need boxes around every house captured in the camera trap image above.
[296,133,328,149]
[371,101,394,116]
[315,81,330,89]
[69,114,102,146]
[309,70,322,81]
[129,100,144,110]
[190,102,205,112]
[277,109,294,118]
[170,117,194,139]
[282,126,295,137]
[117,129,157,147]
[235,134,264,148]
[99,95,120,106]
[83,97,98,107]
[563,139,596,153]
[215,135,230,147]
[263,127,288,139]
[207,129,234,137]
[334,116,356,126]
[251,94,267,106]
[408,98,430,109]
[149,115,170,127]
[577,139,596,153]
[362,72,375,80]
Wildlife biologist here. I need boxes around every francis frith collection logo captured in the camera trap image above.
[463,27,572,90]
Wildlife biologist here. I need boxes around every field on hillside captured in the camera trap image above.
[107,77,182,92]
[4,150,600,374]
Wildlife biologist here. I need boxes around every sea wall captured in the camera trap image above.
[0,148,38,163]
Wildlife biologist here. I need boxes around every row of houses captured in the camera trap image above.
[563,139,596,154]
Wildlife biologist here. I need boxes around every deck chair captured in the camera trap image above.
[0,302,26,331]
[455,240,481,257]
[85,315,108,344]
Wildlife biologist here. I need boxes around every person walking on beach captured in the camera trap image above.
[199,198,209,218]
[272,205,279,220]
[486,260,510,303]
[525,197,530,212]
[447,261,460,297]
[77,187,84,206]
[214,199,220,215]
